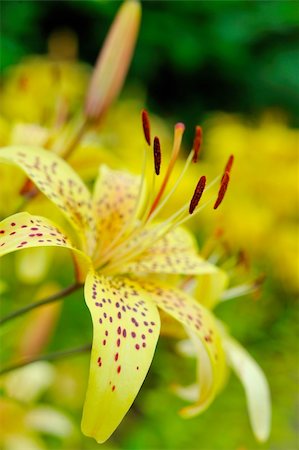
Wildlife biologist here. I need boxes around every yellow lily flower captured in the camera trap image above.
[0,115,231,443]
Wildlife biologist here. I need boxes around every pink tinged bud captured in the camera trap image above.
[85,0,141,121]
[18,302,61,360]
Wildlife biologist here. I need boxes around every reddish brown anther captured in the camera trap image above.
[153,136,161,175]
[192,126,202,163]
[189,175,206,214]
[20,179,39,198]
[214,172,230,209]
[221,154,234,182]
[142,109,151,146]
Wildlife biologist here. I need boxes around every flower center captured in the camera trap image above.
[95,110,233,274]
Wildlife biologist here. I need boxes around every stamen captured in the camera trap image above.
[192,126,202,163]
[189,176,206,214]
[142,109,151,146]
[147,123,185,218]
[214,172,230,210]
[222,154,234,181]
[20,179,38,198]
[153,136,161,175]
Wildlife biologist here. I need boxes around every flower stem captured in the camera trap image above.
[0,343,91,376]
[0,283,82,326]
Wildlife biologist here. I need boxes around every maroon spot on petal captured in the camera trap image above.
[9,232,16,235]
[0,230,5,234]
[11,222,16,227]
[102,339,107,346]
[131,332,136,338]
[117,365,121,374]
[117,338,121,347]
[117,326,121,335]
[122,329,127,338]
[135,344,140,350]
[112,385,116,392]
[115,353,119,361]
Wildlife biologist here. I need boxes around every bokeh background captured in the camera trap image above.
[1,1,298,450]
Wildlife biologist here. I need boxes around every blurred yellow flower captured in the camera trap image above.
[199,112,299,292]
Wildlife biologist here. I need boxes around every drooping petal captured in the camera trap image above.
[173,332,215,416]
[82,271,160,443]
[93,165,143,251]
[0,212,91,275]
[224,335,271,442]
[174,330,228,417]
[0,146,97,254]
[120,227,219,275]
[135,278,225,411]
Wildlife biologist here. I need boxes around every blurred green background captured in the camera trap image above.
[2,0,299,124]
[1,1,298,450]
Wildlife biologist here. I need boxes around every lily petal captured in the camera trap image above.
[93,165,143,252]
[135,278,225,412]
[0,212,91,273]
[174,332,215,416]
[174,330,228,417]
[193,267,229,309]
[82,271,160,443]
[224,335,271,442]
[122,227,218,275]
[0,146,97,254]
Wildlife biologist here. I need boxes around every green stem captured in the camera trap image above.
[0,343,92,376]
[0,283,82,326]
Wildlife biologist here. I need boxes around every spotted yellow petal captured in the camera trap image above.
[0,212,91,273]
[121,227,218,275]
[93,165,143,251]
[135,278,225,412]
[82,271,160,443]
[0,146,97,254]
[224,335,271,442]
